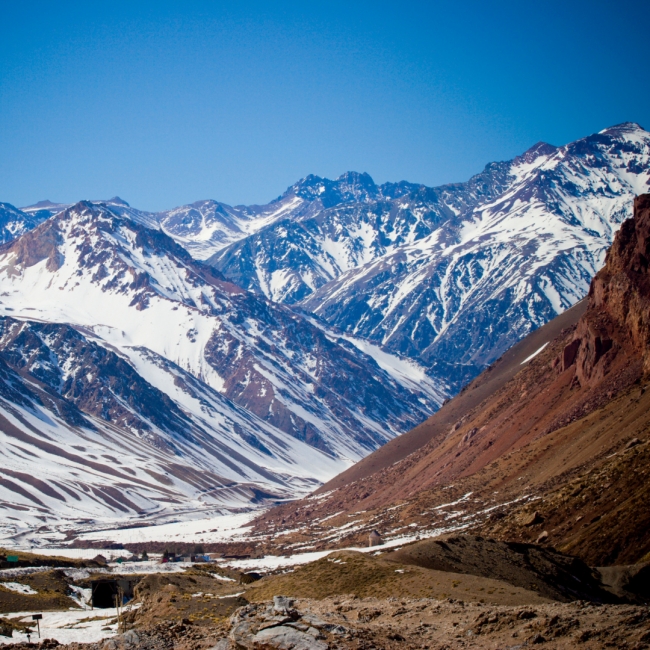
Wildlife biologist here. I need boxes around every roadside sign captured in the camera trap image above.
[6,556,18,562]
[31,614,42,638]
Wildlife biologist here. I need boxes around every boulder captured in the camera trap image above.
[252,625,328,650]
[523,511,544,527]
[273,595,295,614]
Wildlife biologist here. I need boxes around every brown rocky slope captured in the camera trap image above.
[249,194,650,567]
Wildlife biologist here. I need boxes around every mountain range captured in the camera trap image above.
[1,122,649,544]
[0,201,439,546]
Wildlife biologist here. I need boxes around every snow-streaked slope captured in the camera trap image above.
[0,202,443,465]
[207,159,523,304]
[290,123,650,389]
[156,196,306,260]
[0,316,351,546]
[0,202,48,244]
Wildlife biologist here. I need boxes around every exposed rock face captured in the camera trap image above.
[0,201,443,459]
[561,194,650,384]
[0,316,192,444]
[0,202,48,246]
[9,125,650,398]
[209,123,650,392]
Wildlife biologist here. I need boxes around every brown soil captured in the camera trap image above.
[383,535,615,603]
[0,570,74,613]
[38,596,650,650]
[245,550,553,606]
[478,434,650,566]
[247,596,650,650]
[125,571,246,628]
[316,297,588,496]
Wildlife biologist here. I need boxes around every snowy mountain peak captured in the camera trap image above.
[599,121,645,136]
[0,202,47,246]
[282,171,380,208]
[513,141,558,166]
[208,123,650,392]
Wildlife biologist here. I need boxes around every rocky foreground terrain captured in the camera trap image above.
[3,594,650,650]
[2,535,649,649]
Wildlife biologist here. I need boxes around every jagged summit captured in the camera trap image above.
[281,170,381,207]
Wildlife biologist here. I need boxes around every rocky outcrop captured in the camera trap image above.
[558,194,650,384]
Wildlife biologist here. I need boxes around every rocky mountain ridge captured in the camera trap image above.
[11,123,650,394]
[199,123,648,390]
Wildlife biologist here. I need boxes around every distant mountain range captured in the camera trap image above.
[1,122,649,543]
[209,123,650,389]
[14,122,650,393]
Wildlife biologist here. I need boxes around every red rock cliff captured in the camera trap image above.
[565,193,650,383]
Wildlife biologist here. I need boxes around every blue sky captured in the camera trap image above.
[1,1,648,211]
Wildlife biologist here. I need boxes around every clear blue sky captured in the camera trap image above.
[1,1,648,211]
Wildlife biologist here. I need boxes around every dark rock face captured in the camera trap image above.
[0,202,48,245]
[0,317,191,446]
[7,126,650,401]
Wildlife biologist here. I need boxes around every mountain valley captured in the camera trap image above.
[0,123,649,552]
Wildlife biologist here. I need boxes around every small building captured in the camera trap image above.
[92,554,108,566]
[368,530,383,547]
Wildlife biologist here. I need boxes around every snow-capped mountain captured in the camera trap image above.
[0,202,442,453]
[206,123,650,389]
[153,172,394,260]
[0,202,48,244]
[5,121,649,539]
[0,201,448,541]
[207,169,515,304]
